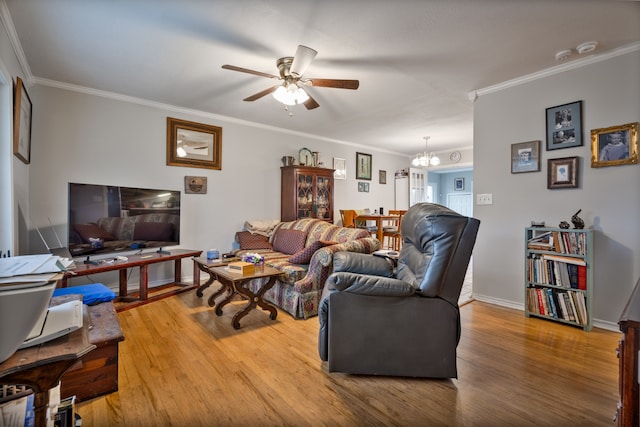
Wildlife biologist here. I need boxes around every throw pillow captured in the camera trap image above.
[272,228,307,255]
[133,222,175,241]
[236,231,273,250]
[73,223,116,243]
[288,240,336,264]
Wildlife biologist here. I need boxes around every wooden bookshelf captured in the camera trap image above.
[524,227,593,331]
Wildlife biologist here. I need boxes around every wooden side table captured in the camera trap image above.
[0,312,95,427]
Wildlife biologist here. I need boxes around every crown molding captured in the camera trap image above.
[0,0,33,85]
[469,41,640,100]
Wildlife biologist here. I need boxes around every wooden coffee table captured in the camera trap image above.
[208,265,282,329]
[192,256,239,300]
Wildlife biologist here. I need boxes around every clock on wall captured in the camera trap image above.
[449,151,462,163]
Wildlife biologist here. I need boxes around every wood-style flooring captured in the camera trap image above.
[77,287,621,426]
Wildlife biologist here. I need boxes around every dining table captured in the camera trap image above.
[355,213,401,243]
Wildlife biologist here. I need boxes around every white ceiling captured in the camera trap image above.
[3,0,640,156]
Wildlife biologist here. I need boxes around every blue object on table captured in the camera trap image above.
[52,283,116,305]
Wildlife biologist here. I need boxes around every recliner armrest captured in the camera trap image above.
[332,251,394,277]
[326,272,415,297]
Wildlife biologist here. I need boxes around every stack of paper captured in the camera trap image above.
[0,254,67,285]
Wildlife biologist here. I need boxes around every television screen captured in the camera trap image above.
[68,183,181,257]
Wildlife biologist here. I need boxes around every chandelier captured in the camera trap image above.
[411,136,440,167]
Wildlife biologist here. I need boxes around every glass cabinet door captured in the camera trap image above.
[315,176,332,220]
[297,173,314,218]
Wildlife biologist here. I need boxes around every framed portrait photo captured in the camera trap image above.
[333,157,346,180]
[547,156,579,189]
[356,152,372,180]
[167,117,222,170]
[546,101,583,151]
[13,76,32,164]
[511,140,541,174]
[590,122,638,168]
[454,177,464,191]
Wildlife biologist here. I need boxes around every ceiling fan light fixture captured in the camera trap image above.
[273,83,309,106]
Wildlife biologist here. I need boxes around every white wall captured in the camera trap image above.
[473,49,640,328]
[22,84,408,286]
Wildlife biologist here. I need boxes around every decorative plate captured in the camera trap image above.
[299,147,313,166]
[449,151,462,163]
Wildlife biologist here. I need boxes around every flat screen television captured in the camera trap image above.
[68,182,181,258]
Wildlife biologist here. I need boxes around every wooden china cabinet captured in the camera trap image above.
[281,166,334,222]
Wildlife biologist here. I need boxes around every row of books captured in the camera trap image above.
[527,254,587,290]
[527,287,588,326]
[527,230,587,255]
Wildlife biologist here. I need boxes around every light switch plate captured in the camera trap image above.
[477,193,493,205]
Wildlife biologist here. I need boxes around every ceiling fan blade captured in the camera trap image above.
[303,94,320,110]
[306,78,359,90]
[222,64,279,80]
[289,45,318,77]
[243,86,278,101]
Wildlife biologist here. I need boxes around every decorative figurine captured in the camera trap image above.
[559,221,570,229]
[571,209,585,229]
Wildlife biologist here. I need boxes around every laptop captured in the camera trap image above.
[35,221,76,269]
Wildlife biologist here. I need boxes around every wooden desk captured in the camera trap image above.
[61,249,202,309]
[0,311,95,427]
[355,214,400,243]
[617,276,640,426]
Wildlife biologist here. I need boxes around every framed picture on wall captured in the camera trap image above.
[167,117,222,170]
[547,156,579,189]
[333,157,346,179]
[511,140,541,174]
[356,152,372,180]
[545,100,583,151]
[13,76,32,164]
[590,122,638,168]
[379,170,387,184]
[454,177,464,191]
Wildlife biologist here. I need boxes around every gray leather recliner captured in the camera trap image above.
[318,203,480,378]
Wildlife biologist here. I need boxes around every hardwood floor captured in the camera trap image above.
[77,288,621,426]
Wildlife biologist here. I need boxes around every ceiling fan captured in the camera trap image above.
[222,45,359,110]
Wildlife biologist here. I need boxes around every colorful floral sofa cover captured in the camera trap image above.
[234,218,380,319]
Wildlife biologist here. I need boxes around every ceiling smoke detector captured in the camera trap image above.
[577,41,598,54]
[555,49,573,61]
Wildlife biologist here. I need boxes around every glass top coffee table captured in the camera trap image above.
[207,265,282,329]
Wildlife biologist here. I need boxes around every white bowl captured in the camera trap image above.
[0,281,57,363]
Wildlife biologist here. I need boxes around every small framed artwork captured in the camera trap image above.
[333,157,346,180]
[356,152,372,180]
[547,156,579,189]
[184,176,207,194]
[454,177,464,191]
[379,170,387,184]
[546,101,583,151]
[511,140,541,174]
[13,76,32,164]
[167,117,222,170]
[590,122,639,168]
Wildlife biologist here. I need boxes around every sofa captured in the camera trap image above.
[69,213,180,256]
[234,218,380,319]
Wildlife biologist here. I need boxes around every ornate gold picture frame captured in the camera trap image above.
[13,76,32,164]
[590,122,638,168]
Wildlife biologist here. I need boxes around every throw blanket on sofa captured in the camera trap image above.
[244,219,281,237]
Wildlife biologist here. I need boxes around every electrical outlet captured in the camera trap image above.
[477,193,493,205]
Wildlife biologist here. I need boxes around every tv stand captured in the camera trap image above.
[156,247,171,255]
[61,249,202,310]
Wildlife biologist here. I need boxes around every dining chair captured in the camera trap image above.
[382,210,406,250]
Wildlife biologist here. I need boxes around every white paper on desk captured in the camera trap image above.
[0,254,61,278]
[0,273,59,286]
